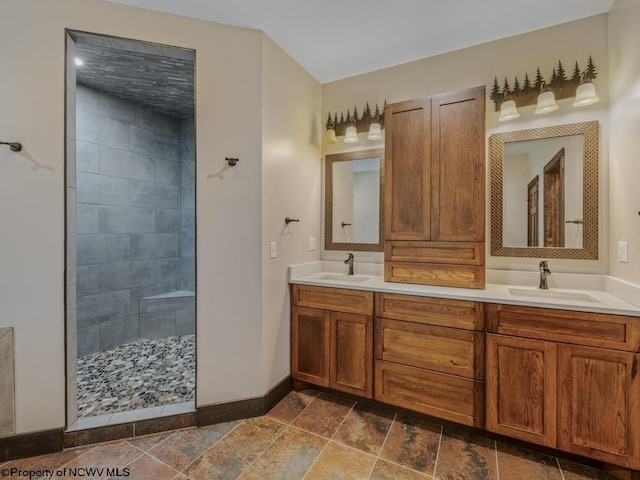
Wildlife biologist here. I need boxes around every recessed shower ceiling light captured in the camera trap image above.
[75,57,83,66]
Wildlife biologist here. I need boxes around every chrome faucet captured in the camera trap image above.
[539,260,551,289]
[344,253,354,276]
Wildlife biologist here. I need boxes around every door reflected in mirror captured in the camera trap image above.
[325,148,384,252]
[503,135,583,248]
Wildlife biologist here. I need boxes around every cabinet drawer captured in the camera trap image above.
[375,318,484,379]
[376,293,484,330]
[292,284,373,316]
[386,241,484,266]
[385,262,485,289]
[486,303,640,352]
[374,360,483,427]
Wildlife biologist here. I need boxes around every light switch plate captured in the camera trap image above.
[309,237,317,251]
[269,241,277,259]
[618,241,628,263]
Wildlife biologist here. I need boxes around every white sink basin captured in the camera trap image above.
[317,274,370,283]
[508,288,599,303]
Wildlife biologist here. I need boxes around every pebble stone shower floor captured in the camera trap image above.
[77,335,195,418]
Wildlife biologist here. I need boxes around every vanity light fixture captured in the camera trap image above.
[325,121,337,144]
[344,120,359,143]
[534,82,559,114]
[367,115,383,140]
[490,56,598,120]
[573,74,600,107]
[325,101,385,143]
[498,94,520,122]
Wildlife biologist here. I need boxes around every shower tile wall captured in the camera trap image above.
[179,118,196,333]
[181,118,195,292]
[66,34,79,426]
[75,84,194,357]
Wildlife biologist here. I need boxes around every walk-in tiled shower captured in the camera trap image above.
[67,31,196,426]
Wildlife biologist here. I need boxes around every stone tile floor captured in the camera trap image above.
[77,335,195,417]
[3,390,618,479]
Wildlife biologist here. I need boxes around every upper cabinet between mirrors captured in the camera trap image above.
[383,87,486,289]
[490,121,599,259]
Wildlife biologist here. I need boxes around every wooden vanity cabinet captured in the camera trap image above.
[291,285,374,398]
[486,334,558,448]
[330,312,373,397]
[374,293,485,427]
[486,303,640,470]
[384,98,431,242]
[291,306,330,387]
[291,286,640,470]
[557,344,640,469]
[384,86,485,289]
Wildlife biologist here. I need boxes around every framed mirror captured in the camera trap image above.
[325,148,384,252]
[490,121,598,259]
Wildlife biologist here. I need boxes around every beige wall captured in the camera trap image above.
[261,35,321,391]
[0,0,321,435]
[322,15,610,274]
[608,0,640,285]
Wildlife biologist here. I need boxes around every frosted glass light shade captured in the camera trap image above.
[498,99,520,121]
[367,122,382,140]
[325,128,337,144]
[344,125,358,143]
[535,90,559,114]
[573,82,599,107]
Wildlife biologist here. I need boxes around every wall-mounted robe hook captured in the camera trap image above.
[1,141,22,152]
[285,217,300,225]
[225,157,239,166]
[341,222,352,228]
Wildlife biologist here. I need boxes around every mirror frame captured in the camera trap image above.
[490,121,599,259]
[325,148,385,252]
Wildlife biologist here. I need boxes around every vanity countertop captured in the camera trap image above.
[289,263,640,317]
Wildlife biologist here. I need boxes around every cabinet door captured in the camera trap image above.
[558,345,640,469]
[485,334,557,448]
[384,98,431,241]
[431,86,485,242]
[330,312,373,398]
[291,307,330,387]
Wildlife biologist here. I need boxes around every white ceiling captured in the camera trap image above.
[104,0,615,83]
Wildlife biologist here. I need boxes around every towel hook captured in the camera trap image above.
[1,141,22,152]
[225,157,239,166]
[285,217,300,225]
